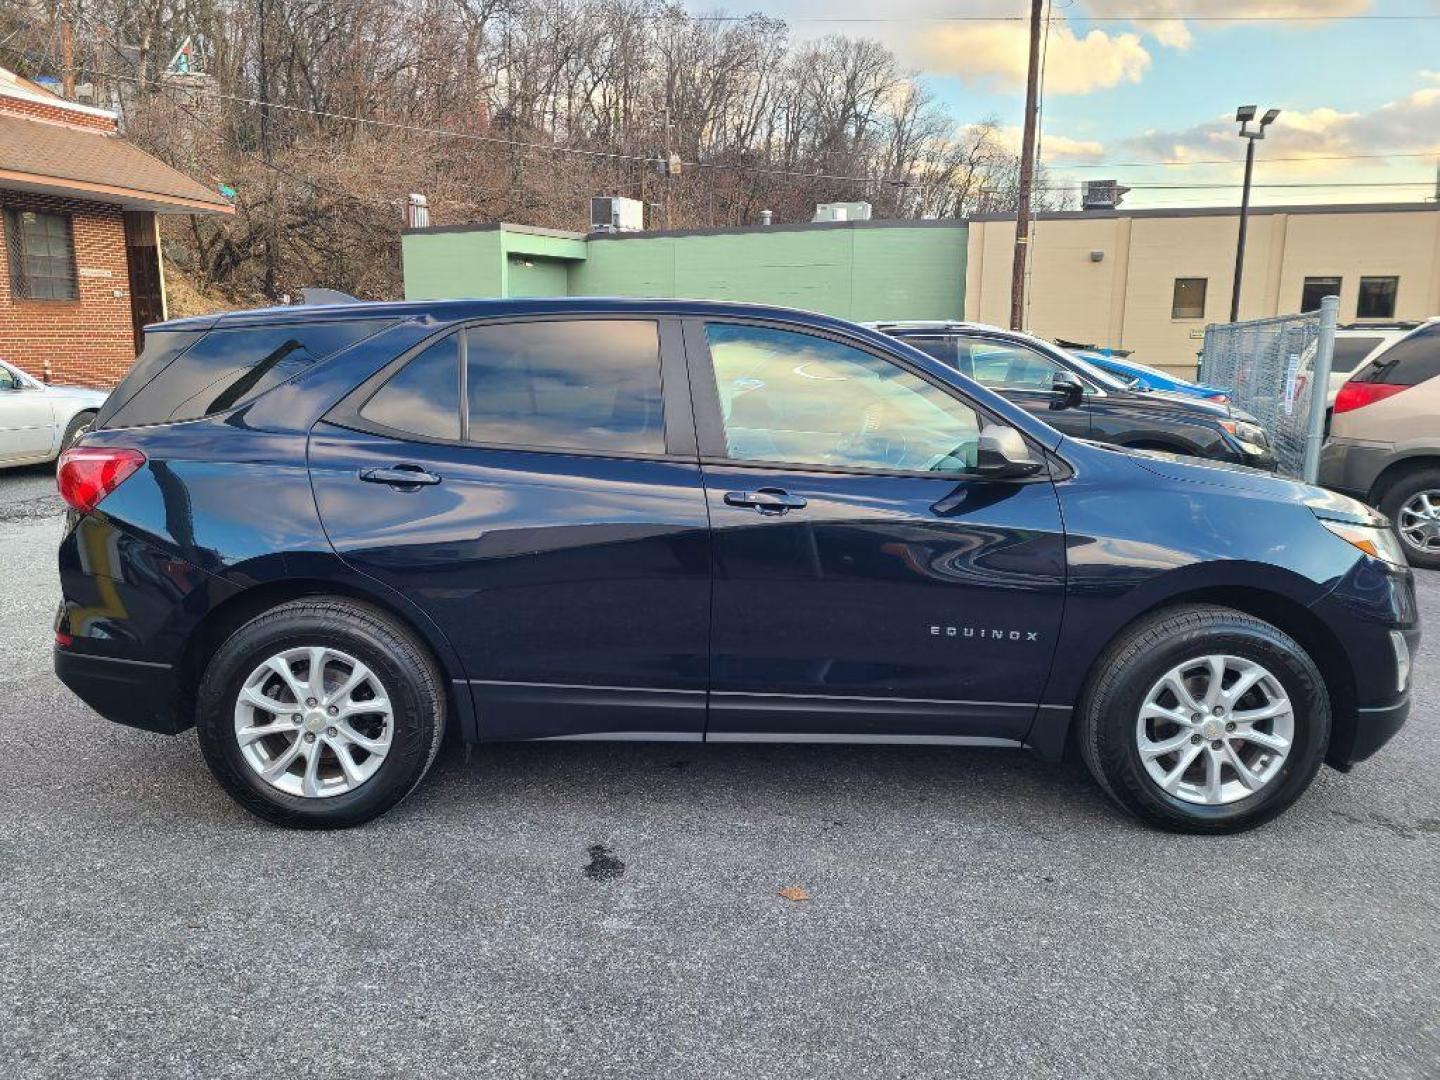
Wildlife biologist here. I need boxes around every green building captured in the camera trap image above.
[400,219,968,322]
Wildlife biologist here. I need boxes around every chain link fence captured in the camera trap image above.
[1199,296,1338,481]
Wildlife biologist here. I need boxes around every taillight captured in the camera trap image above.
[56,447,145,513]
[1333,382,1408,415]
[1204,392,1230,404]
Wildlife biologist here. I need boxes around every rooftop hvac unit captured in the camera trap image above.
[1082,180,1130,210]
[591,196,644,232]
[813,201,872,223]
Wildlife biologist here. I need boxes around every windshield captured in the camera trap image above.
[0,360,39,389]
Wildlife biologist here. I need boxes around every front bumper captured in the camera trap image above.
[54,646,184,735]
[1330,695,1412,768]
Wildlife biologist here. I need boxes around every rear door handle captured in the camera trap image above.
[723,488,808,515]
[360,464,442,488]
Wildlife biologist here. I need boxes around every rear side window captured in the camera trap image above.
[465,320,664,454]
[102,320,387,428]
[359,335,461,440]
[1353,324,1440,387]
[1328,336,1383,374]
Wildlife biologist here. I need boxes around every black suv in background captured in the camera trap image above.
[871,321,1276,470]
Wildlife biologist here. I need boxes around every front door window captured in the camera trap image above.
[705,323,982,473]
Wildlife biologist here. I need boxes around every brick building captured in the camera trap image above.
[0,66,232,387]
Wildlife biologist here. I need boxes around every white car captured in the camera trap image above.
[0,359,109,468]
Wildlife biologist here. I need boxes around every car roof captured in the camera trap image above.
[150,296,884,336]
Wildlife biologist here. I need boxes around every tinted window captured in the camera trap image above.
[905,336,959,369]
[465,320,664,454]
[705,324,982,473]
[1354,324,1440,387]
[1301,277,1341,313]
[1172,278,1206,320]
[1329,336,1383,374]
[1357,277,1398,319]
[360,335,461,439]
[105,321,385,428]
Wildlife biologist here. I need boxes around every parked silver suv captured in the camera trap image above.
[1320,318,1440,567]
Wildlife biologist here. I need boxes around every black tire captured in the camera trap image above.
[57,410,95,456]
[196,597,446,828]
[1077,604,1330,834]
[1376,465,1440,570]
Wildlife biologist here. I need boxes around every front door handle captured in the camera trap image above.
[723,488,808,515]
[360,464,442,488]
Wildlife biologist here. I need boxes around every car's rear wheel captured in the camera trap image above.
[1078,604,1329,833]
[196,598,445,828]
[1376,465,1440,569]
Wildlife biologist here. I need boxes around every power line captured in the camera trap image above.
[685,11,1440,23]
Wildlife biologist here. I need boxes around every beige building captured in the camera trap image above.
[966,202,1440,376]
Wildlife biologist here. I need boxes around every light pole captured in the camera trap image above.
[1229,105,1280,322]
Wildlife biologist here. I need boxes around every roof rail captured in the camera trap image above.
[299,287,361,306]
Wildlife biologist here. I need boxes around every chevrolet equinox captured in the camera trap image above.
[54,299,1419,832]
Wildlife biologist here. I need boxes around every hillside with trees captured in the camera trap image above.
[1,0,1071,305]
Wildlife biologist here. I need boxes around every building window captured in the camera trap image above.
[1300,276,1341,313]
[1171,278,1207,320]
[1356,276,1398,320]
[3,207,78,300]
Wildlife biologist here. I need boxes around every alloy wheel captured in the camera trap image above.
[1397,490,1440,553]
[1135,654,1294,806]
[233,646,394,798]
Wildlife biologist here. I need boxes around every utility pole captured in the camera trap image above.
[1009,0,1044,332]
[59,2,76,99]
[256,0,279,300]
[1229,105,1279,322]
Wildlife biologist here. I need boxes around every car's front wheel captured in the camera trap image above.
[196,597,446,828]
[1078,604,1329,833]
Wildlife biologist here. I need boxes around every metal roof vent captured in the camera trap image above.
[1082,180,1130,210]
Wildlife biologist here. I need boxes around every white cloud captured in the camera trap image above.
[995,126,1106,162]
[911,21,1150,95]
[1083,1,1375,50]
[1126,82,1440,163]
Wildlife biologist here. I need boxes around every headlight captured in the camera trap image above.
[1221,419,1269,447]
[1317,518,1407,567]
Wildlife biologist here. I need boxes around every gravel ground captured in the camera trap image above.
[1,462,1437,1079]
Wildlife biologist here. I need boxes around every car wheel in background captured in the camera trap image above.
[1377,466,1440,570]
[1078,604,1329,834]
[57,410,96,457]
[196,597,446,828]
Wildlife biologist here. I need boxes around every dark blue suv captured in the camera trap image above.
[54,299,1418,832]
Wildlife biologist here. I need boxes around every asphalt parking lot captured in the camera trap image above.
[2,463,1438,1079]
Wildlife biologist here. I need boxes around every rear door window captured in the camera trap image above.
[465,320,664,454]
[1329,336,1383,374]
[102,320,389,428]
[358,334,461,440]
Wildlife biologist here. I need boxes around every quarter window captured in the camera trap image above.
[1171,278,1206,320]
[360,334,461,440]
[3,207,77,300]
[465,320,664,454]
[1301,277,1342,313]
[1356,277,1398,320]
[704,323,982,474]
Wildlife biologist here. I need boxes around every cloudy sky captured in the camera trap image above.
[732,0,1440,208]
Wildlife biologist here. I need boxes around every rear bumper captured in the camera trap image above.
[54,647,185,735]
[1318,437,1393,499]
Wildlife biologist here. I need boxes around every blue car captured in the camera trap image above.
[54,298,1416,832]
[1073,349,1230,402]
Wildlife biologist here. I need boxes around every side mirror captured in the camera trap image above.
[1050,372,1085,410]
[974,424,1044,480]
